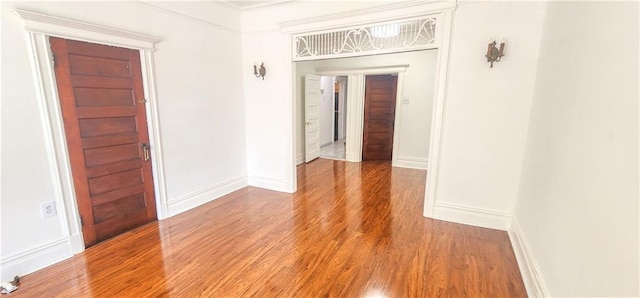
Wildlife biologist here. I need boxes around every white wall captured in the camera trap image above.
[295,50,437,168]
[1,1,247,279]
[513,2,639,296]
[320,76,335,146]
[433,2,547,228]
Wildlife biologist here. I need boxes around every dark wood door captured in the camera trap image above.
[50,37,157,247]
[362,75,398,161]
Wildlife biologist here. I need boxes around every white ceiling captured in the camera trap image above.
[224,0,292,10]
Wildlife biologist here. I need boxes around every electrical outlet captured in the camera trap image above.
[402,98,410,104]
[40,201,57,218]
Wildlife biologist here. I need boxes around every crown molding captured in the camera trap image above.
[279,0,457,33]
[223,0,293,10]
[13,9,162,50]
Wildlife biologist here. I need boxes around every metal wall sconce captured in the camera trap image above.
[253,62,266,80]
[485,40,505,68]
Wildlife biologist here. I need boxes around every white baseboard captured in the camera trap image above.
[248,175,291,193]
[0,238,73,280]
[433,201,511,230]
[167,176,247,217]
[345,153,359,162]
[296,154,304,165]
[509,218,549,297]
[392,156,428,170]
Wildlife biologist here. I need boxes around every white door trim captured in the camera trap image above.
[423,9,454,217]
[14,9,167,254]
[280,3,456,217]
[345,74,365,162]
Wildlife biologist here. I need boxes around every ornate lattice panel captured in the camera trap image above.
[293,17,437,61]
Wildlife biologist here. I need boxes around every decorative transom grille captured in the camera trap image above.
[293,17,437,61]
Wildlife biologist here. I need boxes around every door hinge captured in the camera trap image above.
[50,51,56,68]
[79,215,84,227]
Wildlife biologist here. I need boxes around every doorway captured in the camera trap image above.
[50,37,157,247]
[320,76,348,160]
[296,50,435,167]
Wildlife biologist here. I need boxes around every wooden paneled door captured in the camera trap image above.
[362,75,398,161]
[50,37,157,247]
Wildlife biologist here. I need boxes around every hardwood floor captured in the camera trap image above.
[13,159,526,297]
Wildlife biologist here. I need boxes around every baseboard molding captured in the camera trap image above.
[248,175,290,193]
[509,218,549,297]
[392,156,428,170]
[345,153,359,162]
[167,176,247,217]
[0,238,73,280]
[433,201,512,230]
[296,154,304,165]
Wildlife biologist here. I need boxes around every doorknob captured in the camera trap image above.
[142,143,150,162]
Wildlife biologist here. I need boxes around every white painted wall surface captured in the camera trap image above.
[434,2,546,224]
[295,51,437,168]
[513,2,639,296]
[242,31,291,190]
[319,76,335,146]
[1,1,246,279]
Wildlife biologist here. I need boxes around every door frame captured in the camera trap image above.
[316,66,406,163]
[15,9,168,253]
[281,2,456,218]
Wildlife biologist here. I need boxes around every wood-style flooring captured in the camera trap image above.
[12,159,526,297]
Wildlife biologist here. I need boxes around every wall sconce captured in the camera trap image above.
[253,62,266,80]
[485,40,505,68]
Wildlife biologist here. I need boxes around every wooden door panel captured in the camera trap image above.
[94,208,149,240]
[76,106,137,118]
[82,133,139,149]
[91,184,146,206]
[362,75,397,161]
[85,159,142,178]
[68,55,132,78]
[65,39,135,59]
[71,75,133,89]
[78,117,137,137]
[368,119,393,130]
[92,193,147,223]
[84,143,140,167]
[88,169,143,195]
[74,88,134,106]
[51,37,156,247]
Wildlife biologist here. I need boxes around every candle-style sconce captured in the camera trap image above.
[485,40,505,68]
[253,62,266,80]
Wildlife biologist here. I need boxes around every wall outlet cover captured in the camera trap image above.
[40,201,57,218]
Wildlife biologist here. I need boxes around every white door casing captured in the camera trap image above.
[13,9,166,256]
[281,2,455,217]
[304,74,321,162]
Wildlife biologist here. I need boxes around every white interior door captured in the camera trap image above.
[305,74,321,162]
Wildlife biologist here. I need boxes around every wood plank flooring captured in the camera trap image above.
[12,159,526,297]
